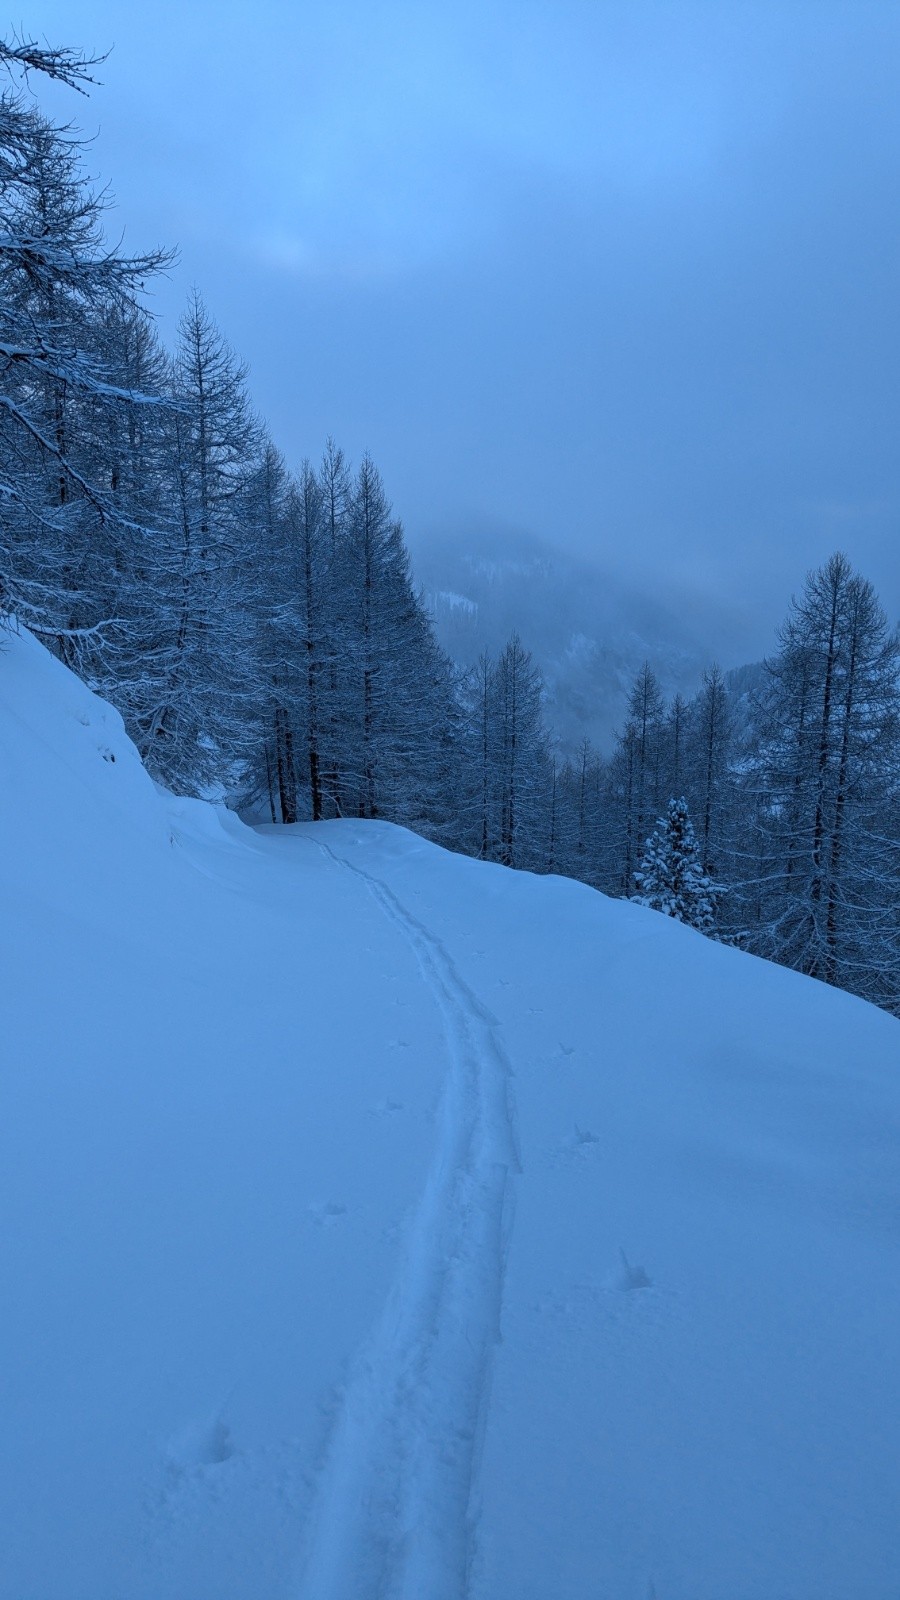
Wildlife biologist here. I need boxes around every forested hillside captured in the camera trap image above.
[2,37,898,1016]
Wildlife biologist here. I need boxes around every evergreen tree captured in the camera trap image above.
[635,798,719,934]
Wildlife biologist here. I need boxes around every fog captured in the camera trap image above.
[31,0,900,665]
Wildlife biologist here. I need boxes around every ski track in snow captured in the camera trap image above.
[296,840,521,1600]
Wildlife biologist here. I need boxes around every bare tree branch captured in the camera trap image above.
[0,33,107,94]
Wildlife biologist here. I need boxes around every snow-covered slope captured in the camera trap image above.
[2,625,899,1600]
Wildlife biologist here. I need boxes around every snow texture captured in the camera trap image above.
[2,623,900,1600]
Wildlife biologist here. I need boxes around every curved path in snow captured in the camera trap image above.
[297,841,521,1600]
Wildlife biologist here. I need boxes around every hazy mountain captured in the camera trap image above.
[410,527,749,755]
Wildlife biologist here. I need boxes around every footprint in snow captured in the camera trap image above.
[614,1248,652,1291]
[308,1201,348,1228]
[372,1099,404,1117]
[165,1415,235,1476]
[550,1125,601,1167]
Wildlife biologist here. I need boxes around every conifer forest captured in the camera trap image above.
[2,37,899,1017]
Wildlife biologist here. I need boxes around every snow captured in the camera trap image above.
[2,622,899,1600]
[427,589,479,618]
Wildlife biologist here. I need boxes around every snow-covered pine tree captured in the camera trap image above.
[470,650,498,860]
[493,633,550,870]
[571,736,592,871]
[738,553,900,1007]
[333,453,455,822]
[553,737,605,884]
[245,441,299,821]
[451,636,555,869]
[0,74,170,654]
[664,692,689,798]
[149,291,262,794]
[693,664,731,871]
[604,664,665,896]
[314,438,351,817]
[635,797,719,935]
[287,460,332,821]
[450,650,501,861]
[80,303,179,740]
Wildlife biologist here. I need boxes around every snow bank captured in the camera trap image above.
[2,625,898,1600]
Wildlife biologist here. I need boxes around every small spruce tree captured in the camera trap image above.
[635,798,719,935]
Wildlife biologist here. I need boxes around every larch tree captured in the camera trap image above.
[290,460,331,821]
[663,692,689,799]
[607,663,665,895]
[247,441,298,821]
[741,553,900,1003]
[0,81,169,654]
[150,291,262,793]
[333,453,454,822]
[693,663,731,873]
[493,633,548,869]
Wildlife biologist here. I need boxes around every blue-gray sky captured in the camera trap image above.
[28,0,900,662]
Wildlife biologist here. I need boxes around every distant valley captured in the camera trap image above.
[412,527,762,754]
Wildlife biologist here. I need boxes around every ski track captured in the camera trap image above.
[296,840,521,1600]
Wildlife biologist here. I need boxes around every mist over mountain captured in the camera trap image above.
[410,526,755,754]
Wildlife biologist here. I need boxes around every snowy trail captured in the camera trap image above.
[296,840,521,1600]
[8,631,900,1600]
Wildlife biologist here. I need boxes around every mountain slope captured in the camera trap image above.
[412,528,744,753]
[2,626,899,1600]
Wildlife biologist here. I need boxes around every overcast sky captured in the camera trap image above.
[28,0,900,661]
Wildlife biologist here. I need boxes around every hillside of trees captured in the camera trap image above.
[2,38,898,1018]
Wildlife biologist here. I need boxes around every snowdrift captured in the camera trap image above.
[2,624,899,1600]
